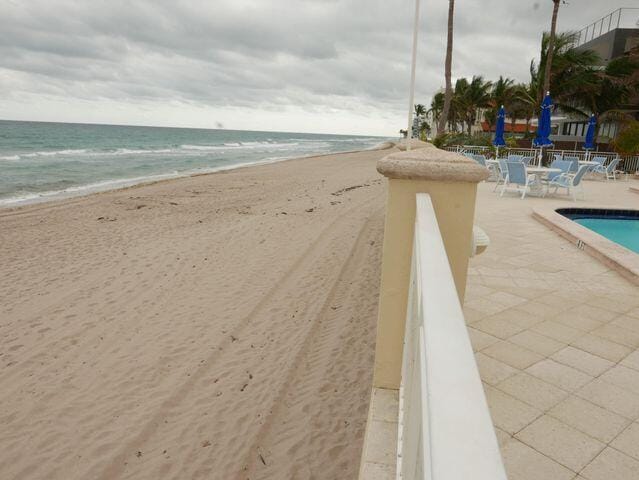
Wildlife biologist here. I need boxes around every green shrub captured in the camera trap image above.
[611,121,639,155]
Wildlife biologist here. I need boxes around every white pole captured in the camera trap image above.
[406,0,421,151]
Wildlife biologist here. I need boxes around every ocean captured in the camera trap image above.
[0,120,387,207]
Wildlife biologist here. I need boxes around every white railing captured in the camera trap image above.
[447,145,639,173]
[397,194,507,480]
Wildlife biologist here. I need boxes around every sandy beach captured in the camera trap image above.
[0,148,390,479]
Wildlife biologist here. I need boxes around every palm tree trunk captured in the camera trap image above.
[437,0,455,135]
[543,0,561,95]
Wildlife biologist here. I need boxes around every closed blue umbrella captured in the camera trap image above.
[493,105,506,158]
[583,114,596,151]
[533,92,554,165]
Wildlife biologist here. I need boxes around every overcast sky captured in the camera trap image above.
[0,0,634,136]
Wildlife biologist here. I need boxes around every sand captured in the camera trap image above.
[0,148,391,479]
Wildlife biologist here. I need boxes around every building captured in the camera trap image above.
[554,8,639,145]
[574,7,639,66]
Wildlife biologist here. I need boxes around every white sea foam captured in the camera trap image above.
[4,141,333,161]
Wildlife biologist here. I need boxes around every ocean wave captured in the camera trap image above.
[181,141,300,151]
[0,139,378,162]
[22,149,88,158]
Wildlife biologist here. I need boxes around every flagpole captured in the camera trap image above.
[406,0,421,151]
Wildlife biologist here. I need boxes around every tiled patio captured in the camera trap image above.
[466,177,639,480]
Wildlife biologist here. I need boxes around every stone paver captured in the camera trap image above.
[476,352,518,385]
[548,396,630,443]
[482,341,544,369]
[550,346,614,377]
[467,179,639,479]
[483,384,541,435]
[575,378,639,419]
[515,415,605,472]
[497,372,568,411]
[610,422,639,461]
[500,438,574,480]
[526,359,593,392]
[580,447,639,480]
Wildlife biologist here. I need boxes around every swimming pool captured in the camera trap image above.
[557,209,639,254]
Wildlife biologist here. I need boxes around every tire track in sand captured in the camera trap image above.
[92,198,377,480]
[241,208,384,479]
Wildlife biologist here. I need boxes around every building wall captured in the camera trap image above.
[577,28,639,65]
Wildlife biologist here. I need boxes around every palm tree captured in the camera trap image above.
[453,76,492,134]
[418,120,431,141]
[531,32,600,106]
[564,54,639,138]
[514,82,539,137]
[485,76,515,130]
[543,0,562,94]
[414,104,426,116]
[428,92,444,128]
[451,78,468,132]
[437,0,455,135]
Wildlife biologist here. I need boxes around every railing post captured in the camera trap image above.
[372,144,488,389]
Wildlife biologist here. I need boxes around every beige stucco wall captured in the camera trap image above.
[372,145,486,390]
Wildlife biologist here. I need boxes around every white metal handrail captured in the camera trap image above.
[397,194,507,480]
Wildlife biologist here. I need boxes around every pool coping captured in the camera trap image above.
[630,186,639,195]
[532,206,639,286]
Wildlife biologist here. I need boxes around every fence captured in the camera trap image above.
[575,8,639,47]
[444,145,639,173]
[396,193,506,480]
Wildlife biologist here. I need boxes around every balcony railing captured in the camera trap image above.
[397,194,506,480]
[575,8,639,47]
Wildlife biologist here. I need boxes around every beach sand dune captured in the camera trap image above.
[0,149,389,479]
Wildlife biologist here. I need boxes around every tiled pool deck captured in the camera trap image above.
[467,178,639,480]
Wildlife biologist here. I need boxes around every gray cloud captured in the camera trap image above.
[0,0,631,134]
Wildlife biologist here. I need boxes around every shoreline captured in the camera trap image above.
[0,143,395,212]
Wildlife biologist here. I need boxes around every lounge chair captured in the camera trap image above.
[493,158,509,192]
[592,158,620,180]
[564,156,579,173]
[586,156,606,173]
[547,164,590,201]
[500,161,539,199]
[542,159,571,183]
[471,154,487,167]
[521,156,534,166]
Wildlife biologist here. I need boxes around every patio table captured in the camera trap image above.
[526,166,561,196]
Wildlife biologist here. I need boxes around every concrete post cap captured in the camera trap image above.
[377,144,489,182]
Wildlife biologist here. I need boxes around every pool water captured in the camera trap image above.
[574,217,639,253]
